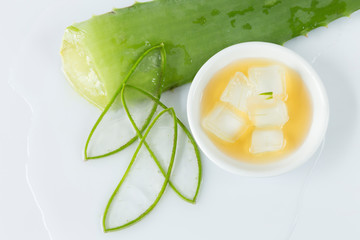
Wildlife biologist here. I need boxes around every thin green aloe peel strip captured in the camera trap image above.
[103,107,178,231]
[260,91,274,100]
[86,44,201,204]
[125,84,202,203]
[259,92,273,96]
[85,45,165,159]
[84,44,201,231]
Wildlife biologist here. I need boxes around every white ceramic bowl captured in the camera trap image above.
[187,42,329,177]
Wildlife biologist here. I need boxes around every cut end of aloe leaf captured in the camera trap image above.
[60,27,108,109]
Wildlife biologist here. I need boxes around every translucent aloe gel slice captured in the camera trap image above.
[61,0,360,109]
[124,85,201,203]
[103,108,177,231]
[85,44,201,202]
[85,46,164,159]
[171,121,201,202]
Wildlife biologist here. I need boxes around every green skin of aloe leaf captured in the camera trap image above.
[61,0,360,109]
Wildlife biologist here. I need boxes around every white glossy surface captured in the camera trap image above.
[188,42,329,176]
[1,1,360,239]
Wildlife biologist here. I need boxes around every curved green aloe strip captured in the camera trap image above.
[103,107,178,232]
[86,43,201,203]
[84,44,166,160]
[124,84,202,203]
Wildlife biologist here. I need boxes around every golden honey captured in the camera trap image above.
[201,59,313,164]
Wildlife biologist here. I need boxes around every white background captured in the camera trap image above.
[1,1,360,239]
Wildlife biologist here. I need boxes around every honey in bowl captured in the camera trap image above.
[201,58,313,164]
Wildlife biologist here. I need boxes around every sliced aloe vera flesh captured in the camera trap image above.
[85,94,155,158]
[85,44,202,203]
[85,45,165,159]
[60,0,360,109]
[103,108,177,231]
[123,84,201,203]
[171,121,201,202]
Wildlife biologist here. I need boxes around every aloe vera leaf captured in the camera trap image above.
[84,44,165,159]
[123,84,202,203]
[103,107,177,232]
[60,0,360,109]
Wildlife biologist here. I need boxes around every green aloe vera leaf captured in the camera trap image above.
[123,84,202,203]
[103,107,177,232]
[60,0,360,109]
[84,44,166,159]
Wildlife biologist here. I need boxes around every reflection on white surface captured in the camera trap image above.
[25,165,54,240]
[4,0,360,239]
[285,12,360,239]
[286,139,325,240]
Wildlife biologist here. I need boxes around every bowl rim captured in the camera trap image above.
[187,41,329,177]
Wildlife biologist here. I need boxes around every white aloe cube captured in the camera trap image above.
[202,104,247,142]
[248,99,289,128]
[250,129,284,154]
[248,65,286,98]
[220,72,253,112]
